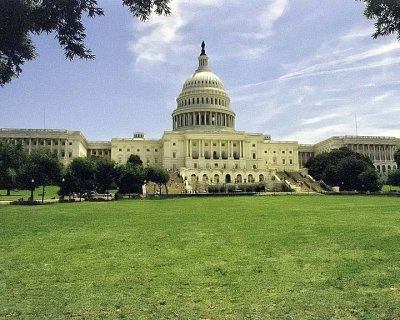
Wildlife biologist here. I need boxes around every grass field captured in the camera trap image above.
[1,196,399,319]
[0,186,60,201]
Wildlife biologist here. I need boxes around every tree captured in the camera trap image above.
[0,0,171,86]
[61,157,95,200]
[387,169,400,187]
[306,147,380,191]
[127,154,143,167]
[360,0,400,41]
[394,148,400,166]
[146,167,169,195]
[116,163,146,197]
[18,149,63,203]
[92,158,116,193]
[0,141,26,196]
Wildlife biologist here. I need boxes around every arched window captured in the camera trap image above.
[248,174,254,183]
[259,174,264,182]
[214,174,220,184]
[236,174,242,183]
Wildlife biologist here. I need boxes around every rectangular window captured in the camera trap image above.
[283,159,286,164]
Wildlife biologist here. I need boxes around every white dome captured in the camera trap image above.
[172,42,236,132]
[181,71,225,92]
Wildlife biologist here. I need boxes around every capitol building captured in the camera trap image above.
[1,43,399,188]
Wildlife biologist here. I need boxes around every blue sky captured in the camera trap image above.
[1,0,400,143]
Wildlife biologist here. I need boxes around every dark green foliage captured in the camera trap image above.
[59,157,116,197]
[394,148,400,166]
[360,0,400,40]
[146,166,169,194]
[0,141,26,195]
[116,162,145,194]
[306,147,380,191]
[17,149,63,203]
[387,169,400,186]
[127,154,143,166]
[0,0,171,86]
[92,158,116,193]
[60,158,95,199]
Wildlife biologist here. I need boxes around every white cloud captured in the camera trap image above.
[129,0,227,69]
[300,113,340,126]
[258,0,288,37]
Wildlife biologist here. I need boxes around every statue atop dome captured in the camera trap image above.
[200,41,206,56]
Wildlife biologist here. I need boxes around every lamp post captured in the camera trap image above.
[61,178,65,200]
[30,179,35,201]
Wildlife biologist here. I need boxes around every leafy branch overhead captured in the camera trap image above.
[360,0,400,40]
[0,0,171,86]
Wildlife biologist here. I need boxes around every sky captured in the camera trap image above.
[1,0,400,144]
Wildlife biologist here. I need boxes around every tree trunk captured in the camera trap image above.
[6,189,11,196]
[41,185,45,204]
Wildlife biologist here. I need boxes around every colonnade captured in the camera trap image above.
[173,111,234,129]
[349,144,396,161]
[186,139,245,159]
[2,137,70,157]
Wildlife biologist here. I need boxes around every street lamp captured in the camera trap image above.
[30,179,35,201]
[61,178,65,200]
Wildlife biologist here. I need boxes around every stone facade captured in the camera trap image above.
[1,45,399,178]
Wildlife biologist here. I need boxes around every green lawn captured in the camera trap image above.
[1,196,399,319]
[0,186,60,201]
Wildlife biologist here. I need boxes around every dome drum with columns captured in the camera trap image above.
[172,42,235,131]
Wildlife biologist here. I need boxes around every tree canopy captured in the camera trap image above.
[360,0,400,40]
[146,166,169,194]
[306,147,380,191]
[394,148,400,166]
[0,0,171,86]
[17,149,63,203]
[0,141,26,195]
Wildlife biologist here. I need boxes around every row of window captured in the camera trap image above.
[184,79,221,88]
[265,158,293,165]
[191,163,258,170]
[189,173,265,184]
[1,139,72,146]
[179,96,227,107]
[117,148,158,153]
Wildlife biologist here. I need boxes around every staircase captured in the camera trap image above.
[277,171,325,193]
